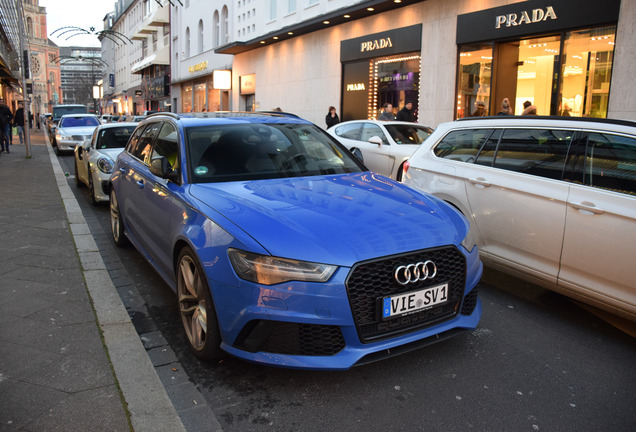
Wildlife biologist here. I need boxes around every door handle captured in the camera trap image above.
[119,168,126,173]
[469,177,491,187]
[136,180,145,189]
[570,201,604,215]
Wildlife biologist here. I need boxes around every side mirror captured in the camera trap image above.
[150,156,178,182]
[368,136,383,146]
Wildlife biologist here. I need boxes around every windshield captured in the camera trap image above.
[186,123,365,183]
[59,116,100,128]
[53,106,86,120]
[97,126,135,149]
[385,125,433,144]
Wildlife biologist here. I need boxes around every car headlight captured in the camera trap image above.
[57,132,71,141]
[96,157,115,174]
[228,248,337,285]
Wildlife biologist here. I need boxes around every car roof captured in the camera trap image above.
[439,116,636,134]
[329,119,433,129]
[59,113,99,118]
[142,111,312,127]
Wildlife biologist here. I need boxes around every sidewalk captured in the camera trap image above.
[0,131,185,431]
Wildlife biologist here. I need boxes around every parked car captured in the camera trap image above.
[49,104,87,141]
[53,114,101,155]
[121,115,146,123]
[328,120,433,181]
[403,116,636,321]
[108,112,482,369]
[74,123,137,204]
[100,114,113,123]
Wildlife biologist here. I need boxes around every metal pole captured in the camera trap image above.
[15,0,31,158]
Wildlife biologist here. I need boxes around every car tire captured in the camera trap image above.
[177,246,224,360]
[54,144,60,156]
[109,189,129,247]
[74,160,83,188]
[88,174,99,205]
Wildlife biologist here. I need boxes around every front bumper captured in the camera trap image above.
[213,245,483,370]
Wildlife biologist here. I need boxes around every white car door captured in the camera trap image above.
[558,132,636,317]
[358,122,394,177]
[462,128,573,285]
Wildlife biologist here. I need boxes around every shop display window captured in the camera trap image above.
[560,26,616,118]
[455,43,493,119]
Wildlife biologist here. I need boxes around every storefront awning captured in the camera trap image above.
[131,46,169,74]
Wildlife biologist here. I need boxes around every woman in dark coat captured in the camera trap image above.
[325,106,340,128]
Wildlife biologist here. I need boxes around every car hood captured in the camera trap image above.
[189,173,467,266]
[92,148,125,160]
[58,126,96,136]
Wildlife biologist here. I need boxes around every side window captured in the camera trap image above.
[475,129,502,166]
[125,125,146,155]
[583,133,636,196]
[360,123,387,144]
[131,122,162,163]
[493,129,573,180]
[151,122,179,172]
[433,128,493,163]
[336,123,362,140]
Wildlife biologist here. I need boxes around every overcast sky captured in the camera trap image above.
[39,0,115,47]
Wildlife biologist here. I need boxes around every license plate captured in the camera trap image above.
[381,283,449,320]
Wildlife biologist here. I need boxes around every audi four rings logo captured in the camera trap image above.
[394,261,437,285]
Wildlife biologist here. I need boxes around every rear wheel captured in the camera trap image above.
[177,247,223,360]
[109,189,129,247]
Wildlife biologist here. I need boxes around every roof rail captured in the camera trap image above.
[456,115,636,128]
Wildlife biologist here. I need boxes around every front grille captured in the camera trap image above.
[346,246,466,343]
[71,135,89,141]
[234,320,345,356]
[461,287,479,315]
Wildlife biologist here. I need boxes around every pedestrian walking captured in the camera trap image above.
[0,99,13,153]
[325,106,340,128]
[14,101,25,145]
[396,101,416,122]
[378,103,396,121]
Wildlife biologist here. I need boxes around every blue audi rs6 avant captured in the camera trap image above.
[109,112,482,370]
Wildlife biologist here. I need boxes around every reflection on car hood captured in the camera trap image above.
[189,173,466,266]
[58,126,96,135]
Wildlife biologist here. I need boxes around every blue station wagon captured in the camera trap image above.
[109,112,482,369]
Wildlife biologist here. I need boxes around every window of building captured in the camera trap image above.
[185,27,190,57]
[213,11,220,47]
[26,17,33,36]
[288,0,296,14]
[269,0,276,20]
[456,25,617,119]
[222,6,229,44]
[198,20,204,54]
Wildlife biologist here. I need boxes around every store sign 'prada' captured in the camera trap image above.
[360,38,393,53]
[496,6,557,29]
[346,83,365,91]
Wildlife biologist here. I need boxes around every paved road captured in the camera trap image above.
[58,152,636,432]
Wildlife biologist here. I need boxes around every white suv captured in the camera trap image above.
[403,116,636,321]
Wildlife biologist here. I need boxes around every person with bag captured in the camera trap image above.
[0,99,13,153]
[13,101,25,146]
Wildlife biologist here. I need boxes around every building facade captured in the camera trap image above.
[213,0,635,128]
[57,46,103,113]
[169,0,234,113]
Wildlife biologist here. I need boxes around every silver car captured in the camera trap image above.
[54,114,101,155]
[403,116,636,321]
[328,120,433,181]
[73,123,137,204]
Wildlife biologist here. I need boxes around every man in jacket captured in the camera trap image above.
[0,100,13,153]
[396,101,416,122]
[378,103,395,121]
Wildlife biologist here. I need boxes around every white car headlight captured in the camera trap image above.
[97,157,115,174]
[228,248,337,285]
